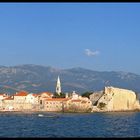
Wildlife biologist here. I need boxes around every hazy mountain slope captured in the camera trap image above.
[0,64,140,94]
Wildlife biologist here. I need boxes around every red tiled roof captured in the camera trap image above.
[4,96,14,100]
[14,91,28,96]
[71,99,81,102]
[32,94,38,97]
[45,98,70,101]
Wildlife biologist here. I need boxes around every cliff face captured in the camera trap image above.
[89,91,103,106]
[95,87,140,111]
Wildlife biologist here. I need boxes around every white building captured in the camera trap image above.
[71,91,80,99]
[25,93,38,104]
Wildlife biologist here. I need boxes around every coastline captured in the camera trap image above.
[0,109,140,114]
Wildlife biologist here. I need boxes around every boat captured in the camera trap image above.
[38,114,44,117]
[38,114,59,118]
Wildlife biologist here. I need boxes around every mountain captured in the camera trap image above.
[0,64,140,94]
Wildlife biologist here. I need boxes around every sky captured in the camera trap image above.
[0,3,140,74]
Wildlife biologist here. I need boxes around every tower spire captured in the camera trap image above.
[56,76,61,95]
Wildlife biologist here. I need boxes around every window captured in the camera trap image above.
[40,100,42,105]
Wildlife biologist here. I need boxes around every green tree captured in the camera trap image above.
[98,102,106,109]
[81,92,93,98]
[53,92,65,98]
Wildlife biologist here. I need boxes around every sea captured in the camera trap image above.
[0,111,140,138]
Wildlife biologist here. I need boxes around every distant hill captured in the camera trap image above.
[0,64,140,94]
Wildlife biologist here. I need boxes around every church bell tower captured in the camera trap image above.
[56,76,61,95]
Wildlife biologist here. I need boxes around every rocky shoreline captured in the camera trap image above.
[0,108,140,113]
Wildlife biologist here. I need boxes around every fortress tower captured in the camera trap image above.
[56,76,61,95]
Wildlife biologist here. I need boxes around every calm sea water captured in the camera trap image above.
[0,111,140,138]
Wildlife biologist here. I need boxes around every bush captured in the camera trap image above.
[81,92,93,98]
[98,102,106,109]
[53,92,65,98]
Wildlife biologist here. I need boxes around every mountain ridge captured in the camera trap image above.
[0,64,140,94]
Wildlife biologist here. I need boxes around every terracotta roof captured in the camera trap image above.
[4,96,14,100]
[45,98,70,101]
[71,99,81,102]
[26,93,39,97]
[14,91,28,96]
[32,94,38,97]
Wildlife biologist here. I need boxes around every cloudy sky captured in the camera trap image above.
[0,3,140,74]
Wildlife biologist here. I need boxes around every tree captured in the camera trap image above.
[53,92,65,98]
[81,92,93,98]
[97,102,106,110]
